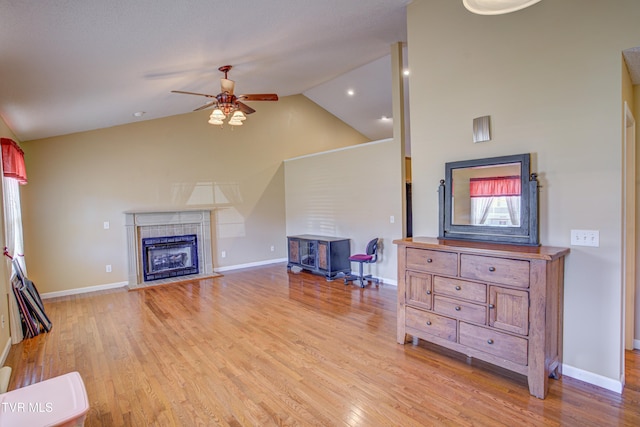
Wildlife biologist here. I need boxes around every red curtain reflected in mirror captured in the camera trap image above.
[469,175,520,197]
[469,176,521,226]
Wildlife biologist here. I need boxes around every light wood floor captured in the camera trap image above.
[5,263,640,426]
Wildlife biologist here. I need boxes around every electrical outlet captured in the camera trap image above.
[390,215,395,224]
[221,250,227,258]
[103,221,110,230]
[270,245,275,252]
[106,264,112,273]
[570,229,599,247]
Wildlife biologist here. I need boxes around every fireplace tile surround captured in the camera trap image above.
[125,210,215,289]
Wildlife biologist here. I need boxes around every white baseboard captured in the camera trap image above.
[38,260,289,298]
[37,261,393,296]
[214,258,288,272]
[381,277,397,286]
[634,339,640,350]
[41,281,128,299]
[0,337,11,366]
[562,363,623,394]
[345,270,397,286]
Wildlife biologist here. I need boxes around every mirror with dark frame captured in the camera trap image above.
[438,153,539,246]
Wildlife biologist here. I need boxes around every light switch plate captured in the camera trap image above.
[570,229,599,247]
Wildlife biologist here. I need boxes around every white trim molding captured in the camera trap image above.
[214,258,288,272]
[562,364,623,394]
[41,281,127,300]
[0,337,11,366]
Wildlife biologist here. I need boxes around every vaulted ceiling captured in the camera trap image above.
[0,0,410,142]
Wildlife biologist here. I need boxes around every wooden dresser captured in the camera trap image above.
[394,237,569,399]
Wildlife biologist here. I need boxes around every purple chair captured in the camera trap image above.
[344,238,380,287]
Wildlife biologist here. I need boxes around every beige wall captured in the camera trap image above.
[0,117,16,356]
[284,139,402,282]
[407,0,640,386]
[20,95,369,293]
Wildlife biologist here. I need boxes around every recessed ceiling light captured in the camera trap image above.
[133,111,145,117]
[403,69,410,76]
[380,116,392,121]
[347,89,355,96]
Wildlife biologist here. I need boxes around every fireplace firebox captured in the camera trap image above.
[142,234,198,282]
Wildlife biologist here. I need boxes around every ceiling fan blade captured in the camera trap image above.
[220,78,235,95]
[238,94,279,101]
[193,101,216,111]
[171,90,216,98]
[237,102,256,114]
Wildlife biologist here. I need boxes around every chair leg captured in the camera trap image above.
[358,261,365,287]
[344,261,378,287]
[344,262,365,286]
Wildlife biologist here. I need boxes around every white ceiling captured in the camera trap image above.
[305,55,396,142]
[0,0,410,142]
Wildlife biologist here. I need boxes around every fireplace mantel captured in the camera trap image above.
[125,210,214,287]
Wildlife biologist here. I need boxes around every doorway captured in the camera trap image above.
[627,101,637,353]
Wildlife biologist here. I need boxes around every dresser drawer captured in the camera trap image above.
[460,254,529,288]
[406,307,457,342]
[433,276,486,303]
[459,322,528,365]
[433,295,486,324]
[406,248,458,276]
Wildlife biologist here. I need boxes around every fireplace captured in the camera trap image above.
[142,234,198,281]
[125,210,214,287]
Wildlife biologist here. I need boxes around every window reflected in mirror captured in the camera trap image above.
[451,162,521,227]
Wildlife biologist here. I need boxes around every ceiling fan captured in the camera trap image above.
[171,65,278,126]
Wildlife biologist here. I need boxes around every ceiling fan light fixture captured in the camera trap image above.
[231,111,246,121]
[210,109,226,120]
[463,0,542,15]
[172,65,278,129]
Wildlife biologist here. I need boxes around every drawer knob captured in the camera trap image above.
[487,339,494,345]
[455,285,461,290]
[488,304,495,309]
[488,266,496,272]
[426,321,432,326]
[426,290,432,295]
[426,258,433,263]
[455,306,461,311]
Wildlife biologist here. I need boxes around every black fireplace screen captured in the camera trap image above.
[142,234,198,281]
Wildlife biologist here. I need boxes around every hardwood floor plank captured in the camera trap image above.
[3,263,640,426]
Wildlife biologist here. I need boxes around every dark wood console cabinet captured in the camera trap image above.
[287,235,350,280]
[394,237,569,399]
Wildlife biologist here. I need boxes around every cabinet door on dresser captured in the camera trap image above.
[405,270,433,310]
[489,286,529,335]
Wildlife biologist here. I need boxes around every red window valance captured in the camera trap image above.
[470,175,520,197]
[1,138,28,184]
